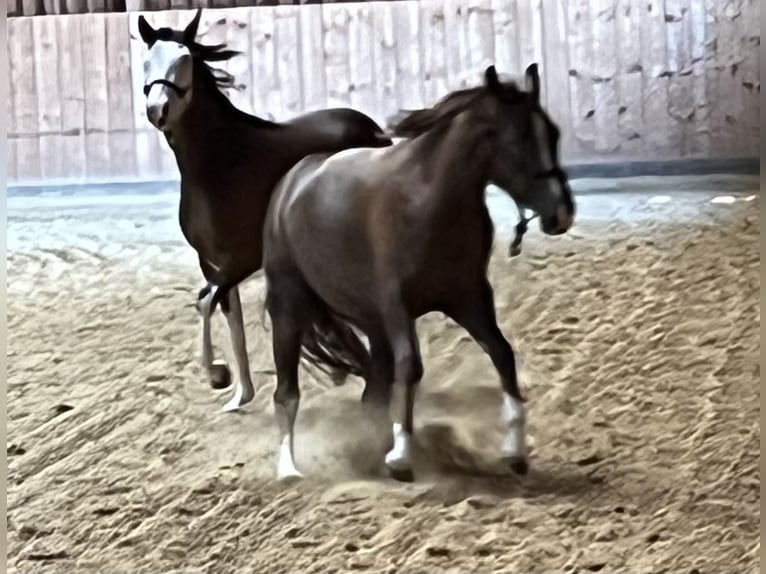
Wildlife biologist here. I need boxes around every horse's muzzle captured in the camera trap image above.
[541,204,574,235]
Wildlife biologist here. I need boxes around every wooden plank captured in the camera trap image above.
[21,0,37,16]
[323,3,352,108]
[43,0,61,16]
[541,0,577,162]
[640,0,681,159]
[7,46,17,180]
[10,17,41,180]
[664,0,695,157]
[106,13,137,179]
[7,19,17,138]
[81,13,110,179]
[7,139,18,182]
[491,0,519,76]
[298,3,327,112]
[684,0,709,158]
[516,0,544,88]
[223,8,254,115]
[87,0,106,13]
[443,0,468,88]
[250,5,278,119]
[591,0,618,154]
[347,1,375,117]
[59,14,87,180]
[65,0,87,14]
[711,0,748,157]
[615,0,643,156]
[566,0,596,157]
[371,1,398,120]
[419,0,448,106]
[739,0,759,155]
[7,0,19,17]
[464,0,494,82]
[392,1,422,110]
[275,5,302,117]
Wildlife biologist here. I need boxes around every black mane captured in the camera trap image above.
[154,27,278,129]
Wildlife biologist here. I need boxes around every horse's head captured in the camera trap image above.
[483,64,575,236]
[137,10,201,131]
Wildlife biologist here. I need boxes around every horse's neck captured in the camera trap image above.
[426,112,496,204]
[170,91,275,189]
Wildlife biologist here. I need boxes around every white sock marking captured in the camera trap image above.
[222,288,255,409]
[385,422,412,471]
[276,434,302,480]
[502,394,527,460]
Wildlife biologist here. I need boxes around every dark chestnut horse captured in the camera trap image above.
[262,64,576,481]
[137,9,389,412]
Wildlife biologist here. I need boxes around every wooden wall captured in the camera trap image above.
[7,0,761,184]
[6,0,390,18]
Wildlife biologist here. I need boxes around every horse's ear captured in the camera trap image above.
[137,15,156,46]
[525,63,540,102]
[183,8,203,44]
[484,65,501,92]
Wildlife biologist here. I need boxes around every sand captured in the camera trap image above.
[7,176,760,573]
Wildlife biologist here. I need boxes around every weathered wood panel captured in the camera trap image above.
[541,0,576,158]
[419,0,448,106]
[371,2,398,121]
[81,14,111,179]
[33,15,64,180]
[275,5,303,116]
[10,0,380,16]
[615,0,643,156]
[392,1,422,109]
[10,17,41,180]
[347,2,375,115]
[323,3,351,109]
[7,1,761,184]
[298,3,327,112]
[106,13,137,178]
[59,15,87,180]
[567,0,596,150]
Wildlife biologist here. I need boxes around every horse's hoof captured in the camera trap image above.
[222,385,255,413]
[387,466,415,483]
[330,368,348,386]
[277,469,304,483]
[209,361,232,390]
[503,456,529,476]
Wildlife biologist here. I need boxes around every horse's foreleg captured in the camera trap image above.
[220,286,256,412]
[449,282,529,475]
[198,284,232,390]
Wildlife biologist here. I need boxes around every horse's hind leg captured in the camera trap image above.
[197,284,232,391]
[380,299,424,482]
[448,281,529,475]
[362,331,394,406]
[221,286,256,412]
[266,284,310,480]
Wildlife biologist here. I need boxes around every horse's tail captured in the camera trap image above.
[300,312,370,385]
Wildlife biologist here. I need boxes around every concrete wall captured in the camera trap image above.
[7,0,761,185]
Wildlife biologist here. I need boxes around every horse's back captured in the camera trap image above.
[288,108,392,149]
[265,147,398,319]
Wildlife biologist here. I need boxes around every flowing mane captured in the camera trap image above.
[154,26,278,128]
[390,77,528,139]
[389,87,484,138]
